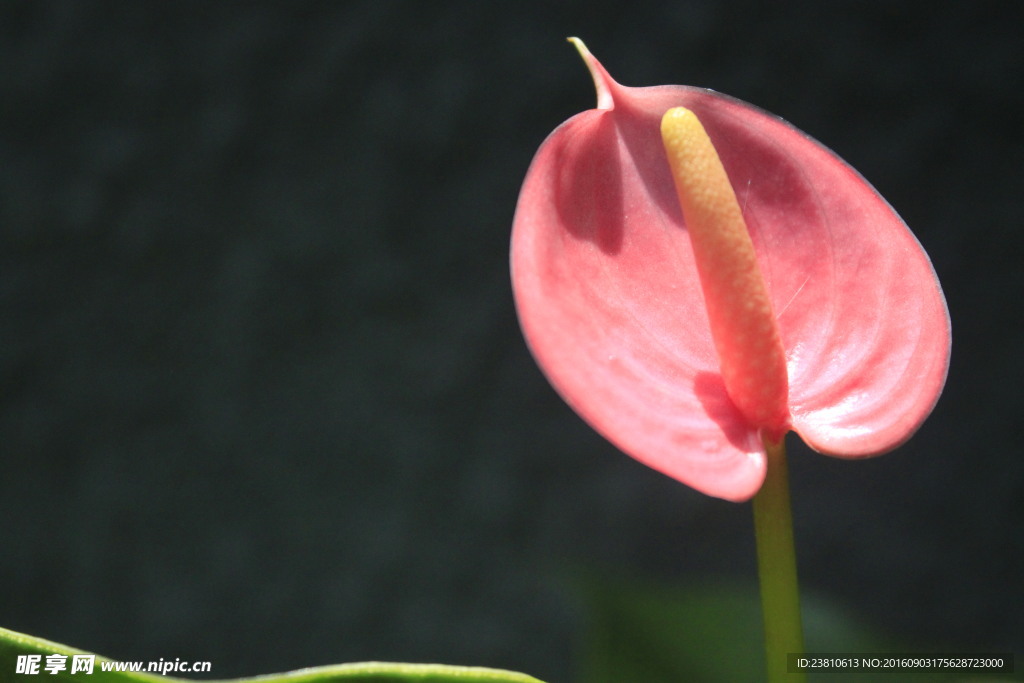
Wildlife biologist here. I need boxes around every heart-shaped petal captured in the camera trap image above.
[511,40,950,501]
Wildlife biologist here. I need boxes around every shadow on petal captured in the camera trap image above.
[614,103,686,224]
[693,371,760,452]
[554,112,624,255]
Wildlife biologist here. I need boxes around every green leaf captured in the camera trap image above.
[0,626,547,683]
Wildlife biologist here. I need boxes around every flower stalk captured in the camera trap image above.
[753,436,805,682]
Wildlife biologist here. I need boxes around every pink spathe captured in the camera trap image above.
[510,40,950,502]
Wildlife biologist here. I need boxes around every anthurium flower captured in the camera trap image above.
[511,39,950,502]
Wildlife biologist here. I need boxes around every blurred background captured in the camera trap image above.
[1,2,1021,681]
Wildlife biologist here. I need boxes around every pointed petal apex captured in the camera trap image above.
[568,37,615,110]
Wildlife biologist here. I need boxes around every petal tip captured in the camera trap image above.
[567,37,615,110]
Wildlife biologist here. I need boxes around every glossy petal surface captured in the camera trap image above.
[511,44,950,501]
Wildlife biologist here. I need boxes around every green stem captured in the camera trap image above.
[753,435,805,682]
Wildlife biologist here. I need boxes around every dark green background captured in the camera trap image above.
[2,2,1020,681]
